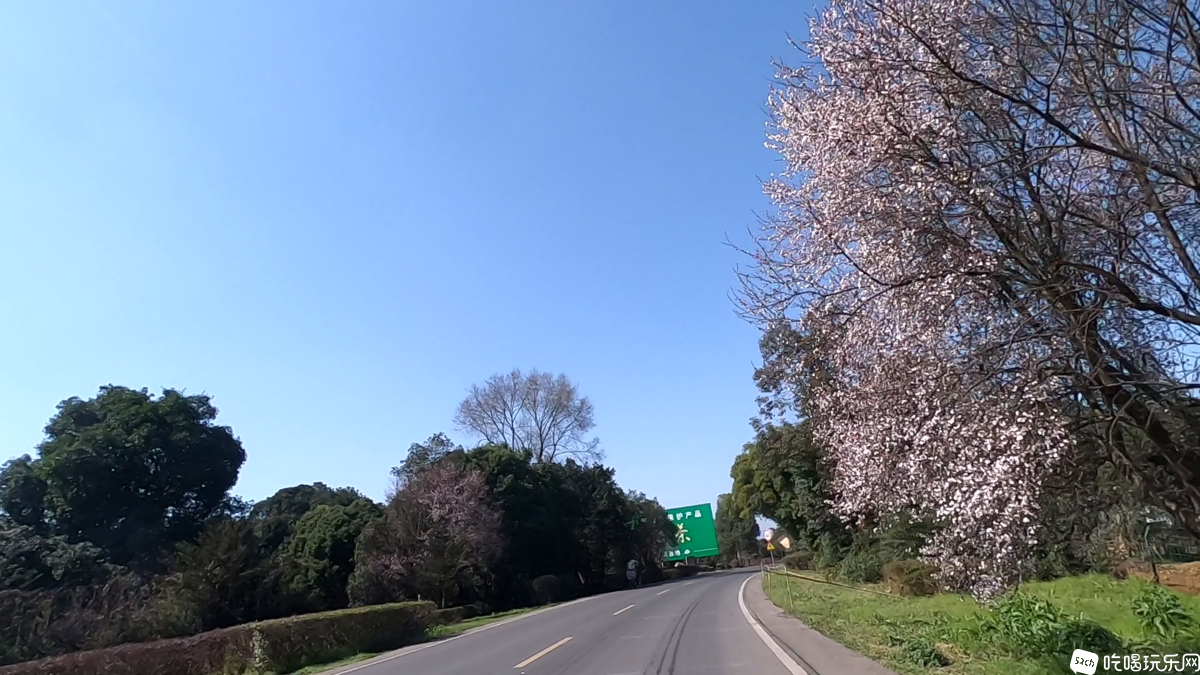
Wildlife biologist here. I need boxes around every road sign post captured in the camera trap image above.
[662,503,719,562]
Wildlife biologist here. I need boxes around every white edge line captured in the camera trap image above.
[738,574,809,675]
[613,604,635,616]
[328,596,595,675]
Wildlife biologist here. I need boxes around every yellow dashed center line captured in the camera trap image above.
[514,636,572,669]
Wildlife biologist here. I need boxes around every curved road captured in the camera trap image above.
[340,570,801,675]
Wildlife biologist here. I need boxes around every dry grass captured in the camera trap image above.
[1131,562,1200,596]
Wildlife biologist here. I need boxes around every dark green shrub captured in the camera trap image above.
[466,602,490,617]
[0,625,254,675]
[983,592,1122,660]
[555,574,581,601]
[881,622,950,668]
[0,601,435,675]
[897,637,949,667]
[984,591,1069,657]
[430,607,467,626]
[531,575,561,605]
[881,560,938,597]
[601,573,628,591]
[832,548,885,584]
[812,533,845,572]
[1133,583,1196,643]
[248,601,434,674]
[641,565,664,584]
[1057,619,1122,656]
[781,551,813,571]
[0,575,199,667]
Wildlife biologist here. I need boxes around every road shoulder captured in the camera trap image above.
[742,573,900,675]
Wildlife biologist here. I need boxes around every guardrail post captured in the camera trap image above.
[783,568,794,611]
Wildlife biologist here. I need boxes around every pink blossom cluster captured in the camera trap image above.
[742,0,1200,591]
[742,0,1108,596]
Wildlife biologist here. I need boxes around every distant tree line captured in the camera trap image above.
[0,370,673,666]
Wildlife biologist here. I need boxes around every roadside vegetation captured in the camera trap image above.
[0,370,675,673]
[726,321,1200,670]
[425,606,541,639]
[733,0,1200,599]
[724,0,1200,666]
[764,570,1200,675]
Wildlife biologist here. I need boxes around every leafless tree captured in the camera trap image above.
[454,369,602,463]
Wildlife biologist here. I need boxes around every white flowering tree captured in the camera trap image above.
[738,0,1200,596]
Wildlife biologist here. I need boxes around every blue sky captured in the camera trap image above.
[0,2,810,512]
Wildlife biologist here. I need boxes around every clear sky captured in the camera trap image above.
[0,2,811,512]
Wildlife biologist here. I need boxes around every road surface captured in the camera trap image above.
[337,570,804,675]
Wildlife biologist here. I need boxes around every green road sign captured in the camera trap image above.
[663,503,719,561]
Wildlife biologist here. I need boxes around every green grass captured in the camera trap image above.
[424,606,542,638]
[289,606,544,674]
[289,652,379,675]
[762,571,1200,675]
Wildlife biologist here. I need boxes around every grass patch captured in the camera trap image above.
[289,653,379,675]
[293,605,546,675]
[762,571,1200,675]
[424,606,541,638]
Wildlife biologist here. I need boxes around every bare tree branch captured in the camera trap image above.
[454,369,602,463]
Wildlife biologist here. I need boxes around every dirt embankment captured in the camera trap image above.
[1131,561,1200,595]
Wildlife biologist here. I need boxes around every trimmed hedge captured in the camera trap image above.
[430,603,487,626]
[252,602,433,673]
[0,626,254,675]
[0,601,435,675]
[431,607,466,626]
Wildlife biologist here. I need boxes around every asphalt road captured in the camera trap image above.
[338,570,801,675]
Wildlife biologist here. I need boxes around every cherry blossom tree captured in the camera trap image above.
[349,460,502,607]
[738,0,1200,596]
